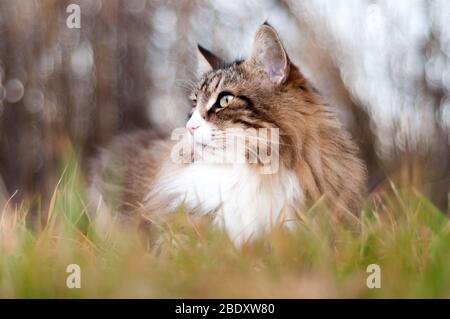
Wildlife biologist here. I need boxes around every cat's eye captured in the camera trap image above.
[219,94,234,108]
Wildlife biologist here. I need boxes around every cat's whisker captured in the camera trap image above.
[212,131,293,148]
[216,137,282,160]
[212,141,282,159]
[174,79,197,91]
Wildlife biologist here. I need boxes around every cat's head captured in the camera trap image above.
[187,23,293,144]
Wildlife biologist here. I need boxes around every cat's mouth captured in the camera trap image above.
[189,131,216,149]
[193,139,221,150]
[188,134,213,149]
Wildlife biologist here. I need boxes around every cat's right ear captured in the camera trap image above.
[248,24,289,86]
[196,45,224,77]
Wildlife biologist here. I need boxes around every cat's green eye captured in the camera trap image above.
[219,95,234,108]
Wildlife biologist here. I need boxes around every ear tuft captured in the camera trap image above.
[248,25,289,85]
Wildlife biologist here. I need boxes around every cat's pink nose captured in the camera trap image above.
[187,123,200,135]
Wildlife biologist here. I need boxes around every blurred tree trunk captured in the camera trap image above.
[0,0,155,216]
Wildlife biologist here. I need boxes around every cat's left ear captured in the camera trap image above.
[248,24,289,85]
[196,45,224,77]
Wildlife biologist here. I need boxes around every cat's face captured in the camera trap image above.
[186,24,290,149]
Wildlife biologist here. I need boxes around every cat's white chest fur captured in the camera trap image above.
[149,163,304,245]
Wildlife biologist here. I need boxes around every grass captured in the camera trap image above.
[0,158,449,298]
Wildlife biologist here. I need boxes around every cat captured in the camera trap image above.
[88,24,367,245]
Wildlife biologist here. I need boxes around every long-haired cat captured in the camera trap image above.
[88,24,367,245]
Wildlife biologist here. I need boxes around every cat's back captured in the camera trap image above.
[87,129,170,218]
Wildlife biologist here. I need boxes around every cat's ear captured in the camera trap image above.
[248,24,289,85]
[196,45,224,77]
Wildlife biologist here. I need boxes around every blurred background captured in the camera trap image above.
[0,0,449,214]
